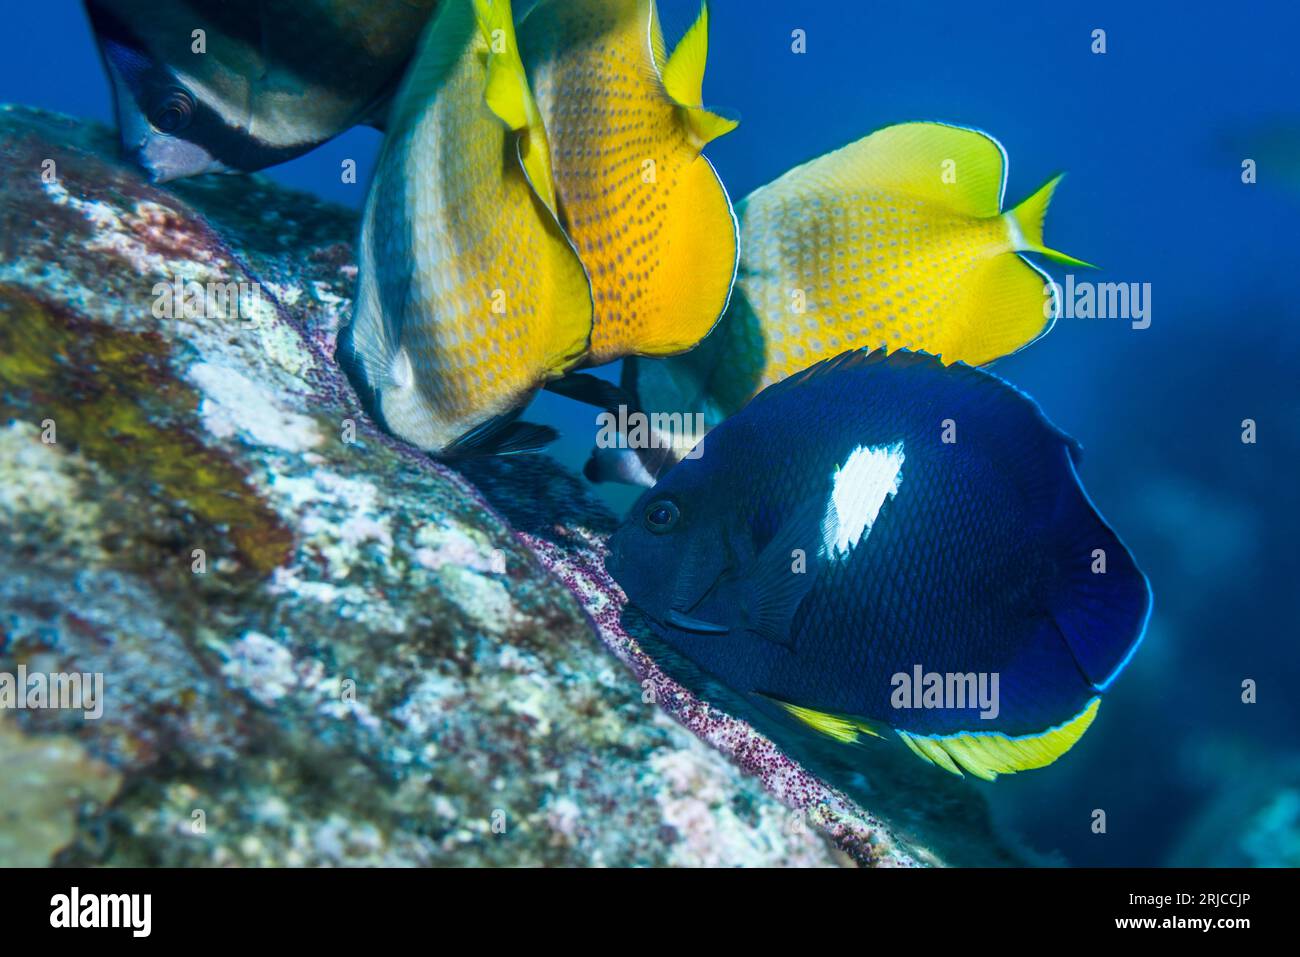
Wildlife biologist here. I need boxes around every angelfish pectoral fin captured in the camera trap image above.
[666,610,730,634]
[740,494,824,648]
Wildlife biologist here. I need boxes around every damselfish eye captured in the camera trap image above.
[150,87,196,134]
[644,499,679,533]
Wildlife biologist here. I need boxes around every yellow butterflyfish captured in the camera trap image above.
[519,0,739,365]
[338,0,593,455]
[585,121,1091,484]
[729,121,1090,392]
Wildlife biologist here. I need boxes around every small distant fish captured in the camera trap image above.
[586,121,1089,485]
[1216,121,1300,194]
[338,0,593,455]
[520,0,739,365]
[606,349,1150,780]
[84,0,438,181]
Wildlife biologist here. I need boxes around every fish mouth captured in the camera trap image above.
[666,610,730,634]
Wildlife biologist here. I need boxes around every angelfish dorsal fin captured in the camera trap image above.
[474,0,560,212]
[659,2,738,149]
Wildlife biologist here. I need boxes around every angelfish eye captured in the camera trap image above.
[644,499,679,533]
[150,87,196,134]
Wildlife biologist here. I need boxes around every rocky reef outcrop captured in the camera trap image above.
[0,105,1018,867]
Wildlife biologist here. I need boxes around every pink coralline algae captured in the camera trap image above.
[522,529,921,867]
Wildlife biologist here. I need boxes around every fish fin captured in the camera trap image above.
[1006,174,1096,268]
[358,91,395,132]
[647,0,669,73]
[1048,457,1152,690]
[895,697,1101,780]
[936,250,1058,365]
[660,3,738,148]
[756,694,884,744]
[660,2,711,107]
[474,0,559,212]
[743,347,901,406]
[544,372,641,415]
[754,121,1008,217]
[386,0,474,136]
[444,413,559,457]
[740,495,824,648]
[583,446,660,487]
[679,105,740,150]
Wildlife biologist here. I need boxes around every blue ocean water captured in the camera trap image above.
[5,1,1297,866]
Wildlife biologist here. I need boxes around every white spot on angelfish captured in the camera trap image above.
[389,348,414,389]
[823,441,905,559]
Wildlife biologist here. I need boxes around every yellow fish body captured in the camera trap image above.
[339,0,592,454]
[588,121,1089,483]
[520,0,739,365]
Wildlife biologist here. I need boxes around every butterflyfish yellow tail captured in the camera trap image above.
[659,2,738,148]
[474,0,559,213]
[1006,173,1096,268]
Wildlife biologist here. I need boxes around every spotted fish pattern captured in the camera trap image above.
[521,0,738,364]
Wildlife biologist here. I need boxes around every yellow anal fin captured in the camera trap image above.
[766,696,883,745]
[1006,173,1095,268]
[936,248,1057,366]
[896,697,1101,781]
[659,2,737,148]
[474,0,559,213]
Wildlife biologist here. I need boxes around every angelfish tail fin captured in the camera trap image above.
[1006,173,1096,268]
[1048,456,1153,692]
